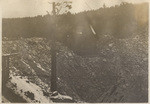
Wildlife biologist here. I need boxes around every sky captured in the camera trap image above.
[0,0,150,18]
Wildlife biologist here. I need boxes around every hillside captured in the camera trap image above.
[2,25,148,102]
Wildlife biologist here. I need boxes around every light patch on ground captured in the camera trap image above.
[51,92,73,100]
[7,74,52,103]
[33,60,46,72]
[21,59,36,74]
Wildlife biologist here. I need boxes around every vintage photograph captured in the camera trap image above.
[1,0,149,103]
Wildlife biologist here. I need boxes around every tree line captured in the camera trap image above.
[2,2,148,55]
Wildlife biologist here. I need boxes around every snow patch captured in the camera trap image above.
[37,63,46,71]
[68,52,72,57]
[21,60,31,69]
[51,91,72,100]
[21,60,36,74]
[33,60,46,72]
[8,74,52,103]
[109,43,114,47]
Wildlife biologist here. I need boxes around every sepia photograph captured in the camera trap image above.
[1,0,149,103]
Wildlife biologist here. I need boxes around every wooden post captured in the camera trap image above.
[2,56,10,91]
[2,53,18,88]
